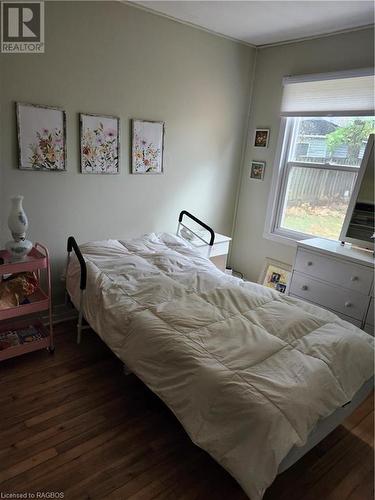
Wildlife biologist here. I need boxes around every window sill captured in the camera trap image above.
[263,229,309,247]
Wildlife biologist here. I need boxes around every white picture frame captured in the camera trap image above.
[250,161,266,180]
[258,258,292,294]
[80,113,120,174]
[131,119,165,174]
[254,128,270,148]
[16,102,66,171]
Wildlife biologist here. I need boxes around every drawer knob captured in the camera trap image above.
[345,301,352,308]
[307,261,313,266]
[350,276,358,282]
[301,285,308,291]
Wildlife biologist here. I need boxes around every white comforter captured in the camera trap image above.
[66,232,374,500]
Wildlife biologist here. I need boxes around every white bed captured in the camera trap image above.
[66,232,374,500]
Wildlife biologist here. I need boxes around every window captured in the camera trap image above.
[276,116,374,240]
[266,68,375,243]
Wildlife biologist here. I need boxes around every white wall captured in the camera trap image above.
[0,1,255,301]
[230,28,374,282]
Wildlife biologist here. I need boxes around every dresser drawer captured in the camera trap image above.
[330,311,363,328]
[290,272,369,320]
[290,293,363,328]
[294,248,373,294]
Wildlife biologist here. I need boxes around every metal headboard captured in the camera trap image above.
[177,210,215,246]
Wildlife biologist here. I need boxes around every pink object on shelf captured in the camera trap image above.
[0,242,54,361]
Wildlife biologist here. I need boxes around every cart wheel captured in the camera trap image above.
[48,346,55,354]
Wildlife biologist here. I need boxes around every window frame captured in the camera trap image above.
[264,116,362,245]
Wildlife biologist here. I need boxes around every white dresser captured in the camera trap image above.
[289,238,374,334]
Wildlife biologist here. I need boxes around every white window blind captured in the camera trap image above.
[281,68,375,117]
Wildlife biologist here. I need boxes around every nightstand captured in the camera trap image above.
[184,230,232,272]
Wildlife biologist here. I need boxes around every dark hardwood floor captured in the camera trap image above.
[0,321,373,500]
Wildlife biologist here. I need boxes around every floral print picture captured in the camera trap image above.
[16,103,66,171]
[80,114,120,174]
[132,119,164,174]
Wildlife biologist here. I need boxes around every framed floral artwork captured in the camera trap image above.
[132,119,164,174]
[80,113,120,174]
[254,128,270,148]
[250,161,266,180]
[258,258,292,294]
[16,102,66,171]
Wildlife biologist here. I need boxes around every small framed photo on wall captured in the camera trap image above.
[16,102,66,171]
[132,119,165,174]
[254,128,270,148]
[250,161,266,180]
[80,113,120,174]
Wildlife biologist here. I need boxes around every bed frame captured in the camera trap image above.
[66,235,87,344]
[66,211,215,343]
[177,210,215,250]
[65,217,373,480]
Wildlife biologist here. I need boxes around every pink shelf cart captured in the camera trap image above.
[0,242,54,361]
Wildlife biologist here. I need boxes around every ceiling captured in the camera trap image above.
[133,1,374,47]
